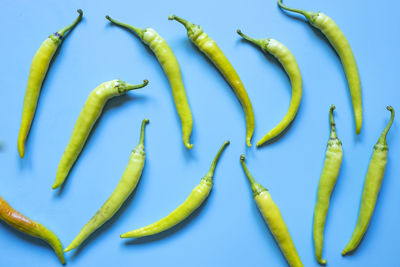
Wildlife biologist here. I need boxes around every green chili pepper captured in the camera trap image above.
[240,155,304,267]
[342,106,394,255]
[168,15,255,147]
[121,141,229,238]
[106,16,194,149]
[53,79,148,189]
[313,105,343,264]
[0,196,65,264]
[278,0,363,134]
[64,119,149,252]
[18,10,83,158]
[237,30,302,147]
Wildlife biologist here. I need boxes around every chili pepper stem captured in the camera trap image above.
[57,9,83,36]
[138,119,149,145]
[106,15,145,39]
[237,30,265,48]
[329,105,338,139]
[125,80,149,92]
[377,106,394,146]
[206,141,230,177]
[277,0,314,21]
[240,155,266,195]
[168,15,194,31]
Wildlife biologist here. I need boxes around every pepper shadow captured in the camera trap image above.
[69,165,147,260]
[122,192,211,245]
[54,93,148,197]
[20,17,86,163]
[0,219,56,256]
[105,21,196,154]
[237,37,299,147]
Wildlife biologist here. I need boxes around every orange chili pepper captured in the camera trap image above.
[0,196,65,264]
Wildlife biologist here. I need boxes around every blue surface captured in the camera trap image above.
[1,0,399,266]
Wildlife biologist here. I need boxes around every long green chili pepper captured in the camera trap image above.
[237,30,302,147]
[64,119,149,252]
[18,10,83,158]
[342,106,394,255]
[53,79,148,189]
[121,140,229,238]
[168,15,255,147]
[278,0,362,134]
[106,16,194,149]
[240,155,303,267]
[0,196,65,264]
[313,105,343,264]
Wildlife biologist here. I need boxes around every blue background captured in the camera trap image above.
[1,0,399,266]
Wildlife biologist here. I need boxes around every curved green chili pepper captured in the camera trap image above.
[278,0,363,134]
[313,105,343,264]
[18,10,83,158]
[240,155,304,267]
[64,119,149,252]
[237,30,302,147]
[53,79,148,189]
[168,15,255,147]
[121,141,229,238]
[342,106,394,255]
[106,16,194,149]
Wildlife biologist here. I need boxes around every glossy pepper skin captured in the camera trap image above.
[64,119,149,252]
[53,79,148,189]
[240,155,303,267]
[121,141,229,238]
[0,196,65,264]
[18,10,83,158]
[278,0,362,134]
[106,16,193,149]
[342,106,394,255]
[313,105,343,264]
[168,15,255,147]
[237,30,302,147]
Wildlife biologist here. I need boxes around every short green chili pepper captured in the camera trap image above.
[342,106,394,255]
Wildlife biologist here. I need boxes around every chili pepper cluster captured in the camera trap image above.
[1,1,395,266]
